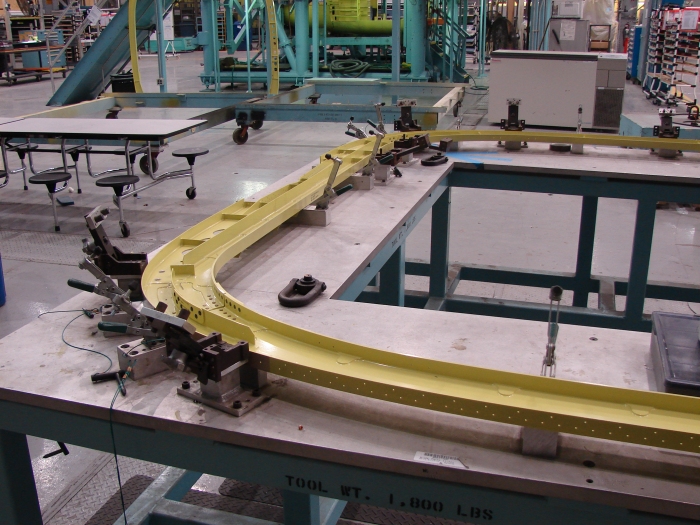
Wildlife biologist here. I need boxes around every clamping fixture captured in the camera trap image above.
[346,117,367,139]
[653,109,681,159]
[367,102,387,134]
[278,274,327,307]
[542,286,563,377]
[361,128,387,179]
[394,99,422,132]
[315,154,343,210]
[83,206,148,300]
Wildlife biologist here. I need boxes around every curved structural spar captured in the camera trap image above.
[143,130,700,454]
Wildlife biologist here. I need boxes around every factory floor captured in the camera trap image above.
[0,52,698,524]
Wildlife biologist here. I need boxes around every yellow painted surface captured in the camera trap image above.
[143,130,700,453]
[128,0,144,93]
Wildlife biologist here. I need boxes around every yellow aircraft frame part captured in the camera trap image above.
[265,0,280,95]
[143,130,700,454]
[128,0,144,93]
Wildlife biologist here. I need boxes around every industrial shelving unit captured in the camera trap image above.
[465,0,477,59]
[643,7,700,107]
[643,9,678,105]
[673,25,699,105]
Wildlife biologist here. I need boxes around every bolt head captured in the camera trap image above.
[182,381,190,390]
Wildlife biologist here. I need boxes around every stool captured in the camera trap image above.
[10,143,38,190]
[28,171,72,232]
[96,175,139,238]
[172,147,209,200]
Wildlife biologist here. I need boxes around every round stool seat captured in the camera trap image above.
[29,172,71,185]
[96,175,139,197]
[172,148,209,165]
[29,172,72,193]
[96,175,140,188]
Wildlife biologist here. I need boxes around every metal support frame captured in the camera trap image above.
[371,165,700,333]
[0,430,42,525]
[135,129,700,460]
[377,242,405,306]
[1,401,696,525]
[429,187,451,301]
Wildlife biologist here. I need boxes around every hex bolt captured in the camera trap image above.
[252,388,261,397]
[181,381,190,390]
[233,400,243,409]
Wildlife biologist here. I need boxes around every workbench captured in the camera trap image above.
[1,139,700,525]
[0,117,206,192]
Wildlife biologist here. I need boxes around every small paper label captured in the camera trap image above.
[560,20,576,40]
[682,9,699,30]
[414,451,467,469]
[86,6,102,25]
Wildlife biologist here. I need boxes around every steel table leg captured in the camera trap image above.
[0,430,42,525]
[625,198,657,326]
[378,242,405,307]
[572,195,598,308]
[282,490,346,525]
[429,187,451,299]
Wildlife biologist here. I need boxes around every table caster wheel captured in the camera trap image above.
[120,222,130,238]
[233,128,249,145]
[251,120,263,130]
[139,155,159,174]
[186,187,196,200]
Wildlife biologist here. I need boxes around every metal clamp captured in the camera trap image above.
[346,117,367,139]
[315,154,343,210]
[542,285,563,377]
[278,275,327,307]
[367,102,387,134]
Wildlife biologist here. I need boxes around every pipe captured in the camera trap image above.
[276,7,298,74]
[407,0,425,78]
[312,0,319,77]
[128,0,144,92]
[295,0,310,75]
[391,0,399,80]
[155,0,167,92]
[245,0,252,91]
[477,0,486,77]
[284,6,404,36]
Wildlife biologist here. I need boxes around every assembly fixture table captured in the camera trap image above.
[1,141,700,525]
[0,117,206,193]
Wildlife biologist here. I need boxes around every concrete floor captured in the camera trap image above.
[1,51,699,523]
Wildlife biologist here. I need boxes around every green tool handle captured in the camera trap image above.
[98,322,129,334]
[67,279,97,293]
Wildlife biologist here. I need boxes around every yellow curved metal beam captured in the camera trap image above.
[128,0,144,93]
[143,130,700,453]
[265,0,280,95]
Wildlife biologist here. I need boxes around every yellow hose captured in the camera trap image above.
[128,0,144,93]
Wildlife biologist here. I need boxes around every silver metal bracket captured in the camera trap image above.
[117,339,170,380]
[177,364,269,417]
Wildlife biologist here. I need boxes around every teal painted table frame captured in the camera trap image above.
[352,163,700,333]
